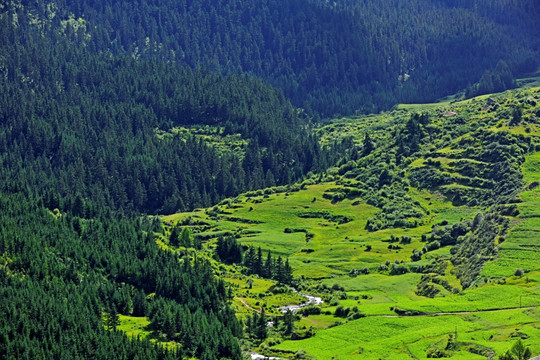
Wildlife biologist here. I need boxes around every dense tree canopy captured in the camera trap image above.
[0,7,330,215]
[7,0,538,116]
[0,193,242,359]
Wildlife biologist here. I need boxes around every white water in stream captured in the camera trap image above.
[248,352,282,360]
[249,291,324,359]
[279,292,324,313]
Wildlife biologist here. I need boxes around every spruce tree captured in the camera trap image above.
[169,226,180,247]
[264,251,273,278]
[256,309,267,340]
[105,306,120,331]
[255,247,263,276]
[275,256,284,283]
[180,227,192,248]
[362,133,374,156]
[284,258,293,285]
[283,310,295,336]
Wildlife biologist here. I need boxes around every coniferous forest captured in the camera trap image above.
[23,0,540,116]
[1,0,540,359]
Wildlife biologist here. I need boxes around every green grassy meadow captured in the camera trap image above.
[155,87,540,359]
[115,315,179,350]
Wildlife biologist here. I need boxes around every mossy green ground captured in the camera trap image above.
[115,315,179,350]
[157,87,540,359]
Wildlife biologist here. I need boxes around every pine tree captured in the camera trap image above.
[216,236,225,260]
[255,247,263,276]
[243,247,256,271]
[180,227,192,248]
[275,256,284,283]
[169,226,180,247]
[362,133,374,156]
[264,251,273,278]
[105,306,120,331]
[284,258,293,285]
[193,235,202,250]
[283,310,295,336]
[256,309,267,340]
[132,291,148,317]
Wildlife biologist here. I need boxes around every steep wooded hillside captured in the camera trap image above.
[4,0,539,116]
[0,7,332,215]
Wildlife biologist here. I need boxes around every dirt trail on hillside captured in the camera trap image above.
[235,297,261,313]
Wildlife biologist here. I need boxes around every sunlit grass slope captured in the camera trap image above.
[161,87,540,359]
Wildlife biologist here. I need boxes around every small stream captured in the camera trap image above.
[248,289,323,359]
[248,352,282,360]
[279,291,324,313]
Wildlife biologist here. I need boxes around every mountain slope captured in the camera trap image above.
[0,8,329,215]
[167,86,540,359]
[5,0,539,116]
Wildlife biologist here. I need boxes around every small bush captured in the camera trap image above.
[298,306,322,317]
[334,306,350,318]
[331,283,345,291]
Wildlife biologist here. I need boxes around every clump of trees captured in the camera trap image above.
[245,310,268,341]
[215,235,244,264]
[499,339,532,360]
[465,60,516,99]
[243,247,294,285]
[169,226,201,249]
[214,237,294,284]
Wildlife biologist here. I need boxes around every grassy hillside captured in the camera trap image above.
[158,87,540,359]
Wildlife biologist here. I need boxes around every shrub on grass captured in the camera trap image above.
[334,306,350,318]
[298,306,322,317]
[389,264,409,275]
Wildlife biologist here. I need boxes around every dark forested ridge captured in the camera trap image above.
[7,0,539,116]
[0,8,332,215]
